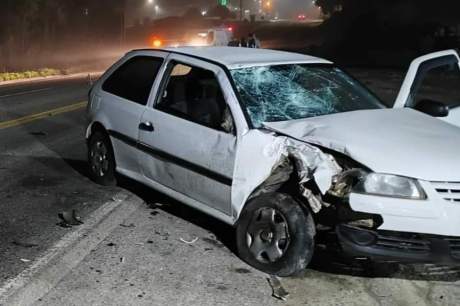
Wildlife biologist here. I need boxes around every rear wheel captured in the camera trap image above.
[236,193,315,277]
[88,131,116,186]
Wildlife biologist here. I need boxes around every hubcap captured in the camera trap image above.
[246,207,290,264]
[90,141,109,177]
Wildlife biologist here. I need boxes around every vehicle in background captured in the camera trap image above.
[297,14,307,21]
[151,27,233,48]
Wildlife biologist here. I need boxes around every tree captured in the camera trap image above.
[183,7,202,20]
[208,5,236,20]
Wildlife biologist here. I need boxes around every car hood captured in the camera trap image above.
[263,108,460,182]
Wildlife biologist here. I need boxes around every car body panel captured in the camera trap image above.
[393,49,460,109]
[441,105,460,126]
[349,179,460,236]
[87,50,170,175]
[163,46,331,69]
[138,53,248,215]
[231,129,341,220]
[116,166,235,224]
[393,49,460,128]
[139,109,236,215]
[264,108,460,182]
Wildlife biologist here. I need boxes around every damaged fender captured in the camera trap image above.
[231,129,341,221]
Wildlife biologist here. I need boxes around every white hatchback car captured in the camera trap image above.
[86,47,460,276]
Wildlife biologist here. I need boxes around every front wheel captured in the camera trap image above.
[88,131,117,186]
[236,193,315,277]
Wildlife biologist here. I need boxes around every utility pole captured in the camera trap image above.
[239,0,243,20]
[120,0,127,48]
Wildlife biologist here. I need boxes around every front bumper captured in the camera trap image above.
[348,180,460,237]
[337,224,460,265]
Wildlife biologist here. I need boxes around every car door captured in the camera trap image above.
[138,56,238,215]
[393,49,460,127]
[97,52,166,174]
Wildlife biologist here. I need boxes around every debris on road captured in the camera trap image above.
[20,258,31,263]
[120,223,135,228]
[29,131,47,137]
[107,242,116,247]
[233,268,252,274]
[57,209,83,227]
[180,237,199,244]
[12,240,39,248]
[267,275,289,301]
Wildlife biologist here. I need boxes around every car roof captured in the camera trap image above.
[131,47,332,69]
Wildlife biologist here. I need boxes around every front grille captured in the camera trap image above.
[375,232,431,253]
[431,181,460,203]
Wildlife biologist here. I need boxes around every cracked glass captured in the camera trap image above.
[231,64,385,127]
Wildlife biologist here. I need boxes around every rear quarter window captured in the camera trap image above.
[102,56,163,105]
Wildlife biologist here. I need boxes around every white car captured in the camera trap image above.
[86,47,460,276]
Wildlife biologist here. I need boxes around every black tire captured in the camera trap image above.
[88,131,117,186]
[236,193,315,277]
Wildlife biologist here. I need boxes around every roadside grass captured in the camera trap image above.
[0,68,63,82]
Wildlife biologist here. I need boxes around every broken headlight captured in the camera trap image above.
[353,173,426,200]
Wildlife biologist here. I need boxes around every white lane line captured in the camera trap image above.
[0,87,53,99]
[0,192,143,306]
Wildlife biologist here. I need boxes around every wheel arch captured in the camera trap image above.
[86,121,109,141]
[234,156,317,225]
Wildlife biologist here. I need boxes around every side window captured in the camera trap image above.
[157,62,235,134]
[413,63,460,109]
[102,56,163,105]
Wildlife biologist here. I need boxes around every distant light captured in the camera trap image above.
[201,10,207,16]
[152,39,162,47]
[147,0,153,4]
[227,26,233,32]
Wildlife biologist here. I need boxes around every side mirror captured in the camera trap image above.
[413,99,449,117]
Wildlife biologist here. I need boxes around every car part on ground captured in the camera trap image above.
[58,210,84,227]
[267,275,290,301]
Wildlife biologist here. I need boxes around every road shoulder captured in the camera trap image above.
[0,191,144,306]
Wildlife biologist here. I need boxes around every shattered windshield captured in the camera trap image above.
[231,64,385,128]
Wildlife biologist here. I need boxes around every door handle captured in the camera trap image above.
[139,121,154,132]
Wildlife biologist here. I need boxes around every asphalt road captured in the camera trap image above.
[0,77,121,283]
[2,71,460,305]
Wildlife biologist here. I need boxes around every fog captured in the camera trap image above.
[0,0,459,72]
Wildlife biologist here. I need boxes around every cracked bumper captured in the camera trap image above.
[337,224,460,265]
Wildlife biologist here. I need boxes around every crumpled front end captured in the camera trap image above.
[232,127,460,265]
[231,129,342,220]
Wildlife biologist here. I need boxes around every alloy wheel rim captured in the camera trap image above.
[90,141,109,177]
[246,207,290,264]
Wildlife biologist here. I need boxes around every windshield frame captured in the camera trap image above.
[229,63,387,128]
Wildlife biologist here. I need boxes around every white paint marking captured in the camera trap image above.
[0,192,143,306]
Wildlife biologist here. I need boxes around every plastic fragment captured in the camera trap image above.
[180,237,199,244]
[58,210,83,227]
[120,223,136,228]
[267,275,289,301]
[12,240,39,248]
